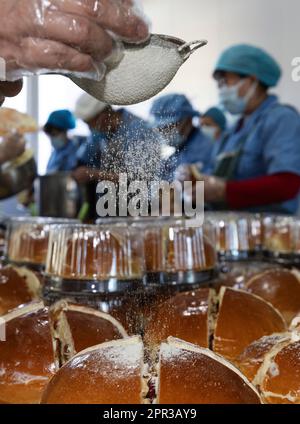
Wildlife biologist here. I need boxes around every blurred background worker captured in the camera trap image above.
[44,110,78,173]
[73,93,162,218]
[74,93,161,184]
[150,94,213,181]
[200,107,227,142]
[188,44,300,214]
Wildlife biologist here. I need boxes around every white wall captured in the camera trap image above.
[3,0,300,171]
[133,0,300,114]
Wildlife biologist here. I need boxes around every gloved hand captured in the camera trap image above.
[0,0,149,83]
[0,133,26,164]
[174,164,193,182]
[192,175,226,204]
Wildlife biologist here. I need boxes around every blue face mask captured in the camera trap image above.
[201,125,218,141]
[167,128,186,148]
[219,79,258,115]
[50,136,66,150]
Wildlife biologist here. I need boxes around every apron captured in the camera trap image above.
[214,103,299,181]
[211,105,297,213]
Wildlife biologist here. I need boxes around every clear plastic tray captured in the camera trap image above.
[262,215,300,264]
[206,212,262,261]
[6,217,79,268]
[45,224,145,283]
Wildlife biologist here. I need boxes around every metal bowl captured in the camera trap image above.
[0,154,37,199]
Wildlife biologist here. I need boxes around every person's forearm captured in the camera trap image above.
[226,173,300,209]
[89,169,118,183]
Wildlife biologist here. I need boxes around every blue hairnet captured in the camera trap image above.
[203,107,227,130]
[214,44,282,87]
[45,110,76,131]
[150,94,200,127]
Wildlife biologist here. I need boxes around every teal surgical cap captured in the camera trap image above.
[150,94,200,127]
[45,110,76,131]
[203,107,227,130]
[213,44,282,87]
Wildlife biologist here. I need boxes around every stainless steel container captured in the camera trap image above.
[35,172,82,219]
[0,155,37,199]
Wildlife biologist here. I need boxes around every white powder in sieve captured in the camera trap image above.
[99,46,183,105]
[71,36,184,106]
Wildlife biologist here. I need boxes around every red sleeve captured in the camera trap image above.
[226,173,300,210]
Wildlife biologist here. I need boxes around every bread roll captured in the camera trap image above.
[41,337,146,404]
[51,301,128,363]
[0,108,37,136]
[237,328,300,404]
[0,266,40,316]
[0,299,128,403]
[245,269,300,324]
[213,287,287,362]
[157,337,261,404]
[258,339,300,404]
[0,303,57,404]
[144,288,215,349]
[42,336,261,404]
[237,333,290,382]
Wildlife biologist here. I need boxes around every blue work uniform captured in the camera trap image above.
[161,127,213,181]
[77,109,162,180]
[47,139,79,173]
[203,95,300,214]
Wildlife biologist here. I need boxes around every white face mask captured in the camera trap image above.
[202,125,218,141]
[50,136,66,150]
[219,79,258,115]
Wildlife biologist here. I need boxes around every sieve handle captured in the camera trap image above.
[178,39,208,61]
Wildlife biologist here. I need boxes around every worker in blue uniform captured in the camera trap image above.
[149,94,213,181]
[44,110,78,173]
[200,107,227,142]
[187,44,300,214]
[74,93,162,183]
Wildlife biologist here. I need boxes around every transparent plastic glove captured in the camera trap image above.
[0,0,150,82]
[174,164,193,183]
[0,134,26,164]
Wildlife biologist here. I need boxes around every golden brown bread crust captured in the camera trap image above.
[0,303,57,404]
[234,326,300,404]
[41,337,144,404]
[213,288,287,362]
[0,266,40,316]
[0,108,37,136]
[49,301,128,365]
[236,333,290,382]
[63,304,128,353]
[0,300,128,403]
[143,288,213,349]
[259,340,300,404]
[158,338,261,404]
[245,269,300,324]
